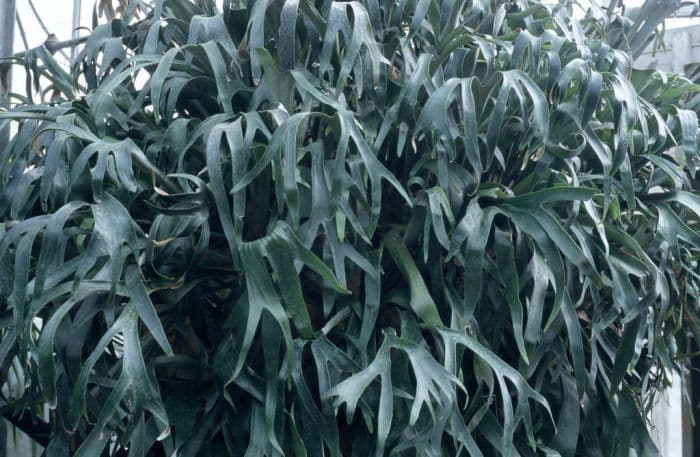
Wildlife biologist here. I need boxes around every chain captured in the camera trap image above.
[26,0,71,61]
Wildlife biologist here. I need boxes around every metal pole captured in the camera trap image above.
[71,0,81,62]
[0,0,17,153]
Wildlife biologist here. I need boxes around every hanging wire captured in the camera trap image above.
[15,13,29,51]
[14,12,35,105]
[26,0,71,61]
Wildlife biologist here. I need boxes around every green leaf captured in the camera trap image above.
[384,232,443,326]
[494,226,529,364]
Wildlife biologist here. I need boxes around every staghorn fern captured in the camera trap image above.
[0,0,699,455]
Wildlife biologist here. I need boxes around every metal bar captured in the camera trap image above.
[71,0,82,61]
[0,0,17,153]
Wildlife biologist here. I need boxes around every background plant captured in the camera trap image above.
[1,0,699,455]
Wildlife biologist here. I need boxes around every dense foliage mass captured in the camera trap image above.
[1,0,699,455]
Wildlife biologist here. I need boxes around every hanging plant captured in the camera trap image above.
[0,0,698,455]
